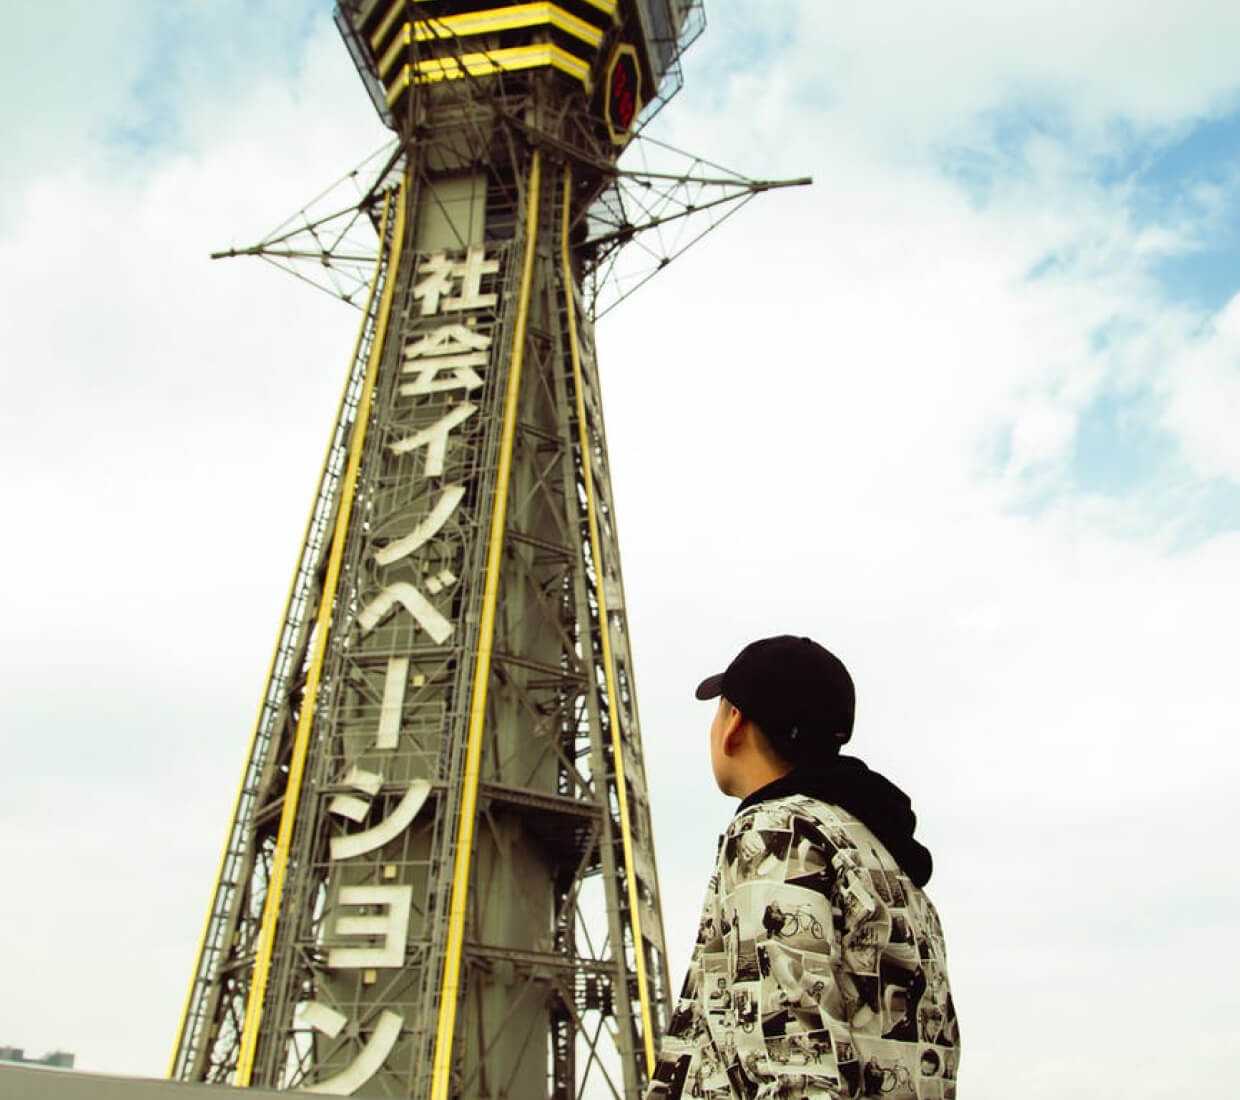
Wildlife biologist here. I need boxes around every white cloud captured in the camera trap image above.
[604,13,1240,1094]
[0,4,151,214]
[778,0,1240,143]
[0,15,388,1075]
[1160,292,1240,481]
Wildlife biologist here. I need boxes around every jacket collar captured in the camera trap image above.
[734,764,806,816]
[728,754,934,886]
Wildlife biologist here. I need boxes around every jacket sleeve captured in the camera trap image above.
[717,807,848,1099]
[640,835,729,1100]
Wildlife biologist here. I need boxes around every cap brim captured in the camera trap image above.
[694,673,725,700]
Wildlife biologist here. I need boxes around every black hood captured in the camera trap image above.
[734,754,934,887]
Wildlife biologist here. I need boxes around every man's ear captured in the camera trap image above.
[720,705,746,755]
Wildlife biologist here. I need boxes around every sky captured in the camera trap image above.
[1,2,1238,1096]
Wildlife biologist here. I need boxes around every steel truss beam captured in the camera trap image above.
[175,8,808,1098]
[211,134,809,319]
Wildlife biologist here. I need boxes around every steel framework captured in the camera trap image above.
[171,4,808,1098]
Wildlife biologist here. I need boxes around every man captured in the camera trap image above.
[643,636,959,1100]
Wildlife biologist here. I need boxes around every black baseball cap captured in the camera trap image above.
[695,635,855,760]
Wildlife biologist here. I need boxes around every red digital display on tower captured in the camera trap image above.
[610,54,638,130]
[604,44,643,144]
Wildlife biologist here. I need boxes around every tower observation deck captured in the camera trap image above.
[170,4,805,1098]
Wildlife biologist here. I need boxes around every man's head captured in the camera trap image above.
[697,635,855,798]
[708,695,793,796]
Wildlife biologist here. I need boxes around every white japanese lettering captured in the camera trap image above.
[327,885,412,969]
[357,581,455,644]
[389,403,477,477]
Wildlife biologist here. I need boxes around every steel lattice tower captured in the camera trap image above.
[170,3,805,1097]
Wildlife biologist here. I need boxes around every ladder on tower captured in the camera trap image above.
[169,184,401,1083]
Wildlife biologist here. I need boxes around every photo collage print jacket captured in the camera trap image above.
[642,787,960,1100]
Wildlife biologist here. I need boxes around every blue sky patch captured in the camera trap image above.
[937,94,1240,314]
[996,385,1240,547]
[104,0,327,156]
[1072,391,1173,497]
[1130,109,1240,313]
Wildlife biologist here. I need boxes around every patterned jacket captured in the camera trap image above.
[644,791,960,1100]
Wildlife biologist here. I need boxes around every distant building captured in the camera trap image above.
[0,1046,75,1069]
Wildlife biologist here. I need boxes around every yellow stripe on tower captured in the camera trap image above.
[428,149,543,1100]
[165,185,399,1083]
[377,25,407,79]
[374,2,610,66]
[381,14,600,83]
[559,162,658,1075]
[385,44,591,103]
[231,177,408,1088]
[415,4,604,48]
[369,0,405,52]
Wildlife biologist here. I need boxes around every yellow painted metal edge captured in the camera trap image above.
[416,44,590,83]
[413,3,604,49]
[385,44,590,104]
[165,189,398,1083]
[378,24,409,79]
[369,0,405,52]
[371,0,615,56]
[232,179,407,1087]
[559,163,657,1073]
[383,6,602,81]
[428,150,542,1100]
[385,64,408,105]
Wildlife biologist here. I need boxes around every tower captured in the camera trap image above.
[170,3,805,1097]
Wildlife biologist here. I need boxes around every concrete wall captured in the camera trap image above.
[0,1064,290,1100]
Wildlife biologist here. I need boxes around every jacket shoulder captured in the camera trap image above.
[729,792,854,835]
